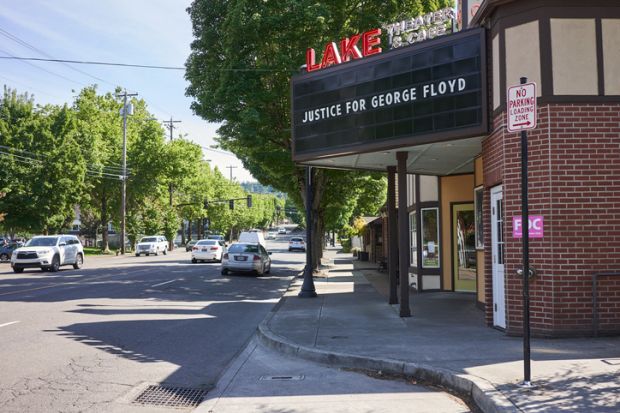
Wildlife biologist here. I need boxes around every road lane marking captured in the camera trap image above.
[0,269,153,297]
[151,279,179,288]
[0,321,20,328]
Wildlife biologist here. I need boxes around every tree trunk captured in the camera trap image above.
[101,194,110,253]
[181,220,186,246]
[187,220,192,241]
[300,168,327,273]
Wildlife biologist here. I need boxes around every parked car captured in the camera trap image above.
[266,230,278,240]
[221,242,271,276]
[191,239,225,263]
[278,227,287,235]
[10,235,84,273]
[238,231,266,248]
[0,242,20,262]
[185,239,198,252]
[288,237,306,252]
[135,236,168,256]
[206,234,226,246]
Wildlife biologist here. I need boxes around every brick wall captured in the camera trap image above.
[482,103,620,337]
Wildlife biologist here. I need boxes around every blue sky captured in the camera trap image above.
[0,0,254,181]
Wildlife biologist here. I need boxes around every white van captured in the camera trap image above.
[238,231,266,248]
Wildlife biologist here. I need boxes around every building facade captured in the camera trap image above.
[292,0,620,337]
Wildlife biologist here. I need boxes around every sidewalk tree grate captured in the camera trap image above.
[132,385,207,408]
[259,375,305,381]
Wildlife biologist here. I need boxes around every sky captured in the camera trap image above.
[0,0,255,182]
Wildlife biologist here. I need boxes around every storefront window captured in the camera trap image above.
[421,208,439,268]
[409,212,417,267]
[474,186,484,249]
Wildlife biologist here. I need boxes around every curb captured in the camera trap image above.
[257,302,520,413]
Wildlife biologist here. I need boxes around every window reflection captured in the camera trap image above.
[421,208,439,268]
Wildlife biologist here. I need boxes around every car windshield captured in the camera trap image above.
[228,244,259,253]
[26,237,58,247]
[196,240,217,246]
[140,237,157,243]
[291,238,304,242]
[207,235,223,240]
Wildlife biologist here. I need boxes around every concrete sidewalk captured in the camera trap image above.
[258,247,620,413]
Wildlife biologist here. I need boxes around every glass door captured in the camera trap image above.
[453,203,476,292]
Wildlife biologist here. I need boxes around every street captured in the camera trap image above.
[0,237,302,412]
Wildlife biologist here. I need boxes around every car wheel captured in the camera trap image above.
[265,262,271,274]
[13,267,24,273]
[192,258,197,263]
[135,253,140,257]
[163,248,167,255]
[73,253,83,269]
[0,253,8,261]
[50,255,60,272]
[221,268,229,275]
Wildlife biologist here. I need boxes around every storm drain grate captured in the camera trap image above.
[132,385,207,408]
[259,375,305,381]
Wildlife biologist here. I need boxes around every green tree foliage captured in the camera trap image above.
[0,85,281,247]
[185,0,447,267]
[0,88,86,234]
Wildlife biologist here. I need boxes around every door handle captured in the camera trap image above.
[494,303,497,312]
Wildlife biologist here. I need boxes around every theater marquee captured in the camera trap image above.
[292,28,487,161]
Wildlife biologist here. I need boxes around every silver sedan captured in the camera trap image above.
[221,242,271,276]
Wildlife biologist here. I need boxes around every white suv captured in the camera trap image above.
[135,236,168,256]
[10,235,84,273]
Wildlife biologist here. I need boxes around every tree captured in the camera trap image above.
[0,88,86,234]
[73,86,169,251]
[186,0,451,270]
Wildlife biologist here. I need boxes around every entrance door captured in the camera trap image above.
[453,204,476,292]
[490,185,506,329]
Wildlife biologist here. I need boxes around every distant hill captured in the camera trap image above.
[240,181,285,198]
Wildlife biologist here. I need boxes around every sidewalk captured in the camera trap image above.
[258,247,620,413]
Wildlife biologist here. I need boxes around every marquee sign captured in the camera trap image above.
[384,7,456,49]
[306,29,382,73]
[292,28,487,161]
[304,7,459,73]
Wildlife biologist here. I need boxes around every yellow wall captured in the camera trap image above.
[440,174,475,290]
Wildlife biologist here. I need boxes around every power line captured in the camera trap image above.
[0,56,185,70]
[0,56,295,72]
[0,28,116,89]
[0,48,83,87]
[0,145,131,171]
[201,146,235,156]
[0,147,131,177]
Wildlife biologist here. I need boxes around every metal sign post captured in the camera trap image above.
[508,77,537,387]
[299,166,317,298]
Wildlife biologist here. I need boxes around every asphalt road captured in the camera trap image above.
[0,236,304,413]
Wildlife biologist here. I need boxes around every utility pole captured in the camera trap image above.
[226,165,238,181]
[162,117,181,251]
[162,116,181,142]
[117,89,138,255]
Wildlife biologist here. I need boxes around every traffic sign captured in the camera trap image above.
[507,82,537,132]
